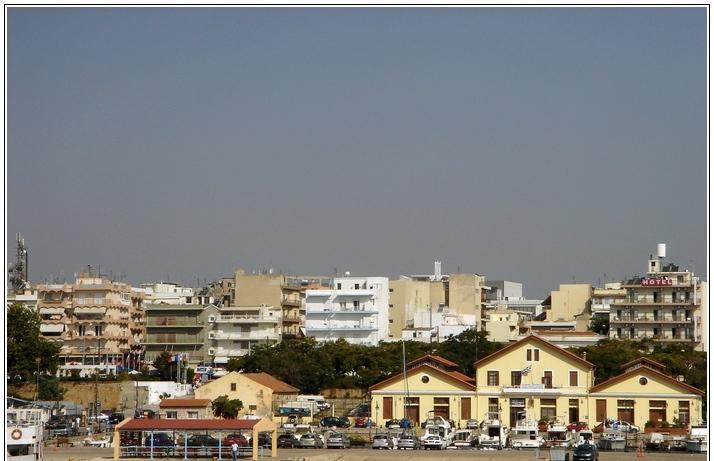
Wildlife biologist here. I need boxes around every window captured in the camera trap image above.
[534,349,540,361]
[617,400,635,424]
[187,411,198,419]
[230,383,237,391]
[95,325,103,336]
[487,371,499,386]
[353,300,360,308]
[569,371,578,387]
[461,397,471,420]
[249,405,257,412]
[542,371,552,389]
[433,397,450,419]
[569,399,579,423]
[527,349,532,361]
[540,399,556,421]
[383,397,393,420]
[488,398,499,414]
[79,325,87,336]
[511,371,522,386]
[354,284,359,289]
[389,319,394,323]
[649,400,666,425]
[678,401,690,425]
[337,283,342,290]
[166,411,178,419]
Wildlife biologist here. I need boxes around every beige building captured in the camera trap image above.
[234,271,302,338]
[194,371,299,419]
[206,305,282,365]
[38,273,143,376]
[142,304,212,367]
[158,398,213,419]
[588,357,704,429]
[546,284,593,329]
[369,355,476,427]
[482,310,520,342]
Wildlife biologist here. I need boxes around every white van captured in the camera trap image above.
[296,395,330,411]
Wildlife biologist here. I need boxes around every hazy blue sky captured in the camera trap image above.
[7,7,707,297]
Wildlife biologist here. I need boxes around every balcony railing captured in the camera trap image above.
[617,298,697,305]
[146,318,204,327]
[211,331,280,341]
[214,314,279,323]
[611,316,692,324]
[306,324,377,331]
[306,307,378,315]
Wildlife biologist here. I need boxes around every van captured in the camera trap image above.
[296,395,330,411]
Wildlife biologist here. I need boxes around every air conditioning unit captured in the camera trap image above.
[208,332,216,339]
[208,316,216,323]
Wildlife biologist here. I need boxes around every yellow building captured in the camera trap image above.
[588,357,704,429]
[547,284,593,328]
[474,335,594,428]
[369,355,476,427]
[158,398,213,419]
[194,372,299,420]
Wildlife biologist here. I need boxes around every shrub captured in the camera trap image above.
[645,420,655,428]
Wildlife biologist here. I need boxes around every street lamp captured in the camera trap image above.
[34,358,41,401]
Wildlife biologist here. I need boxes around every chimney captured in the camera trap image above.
[677,375,685,382]
[581,351,587,361]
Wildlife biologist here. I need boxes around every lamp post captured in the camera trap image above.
[34,357,41,401]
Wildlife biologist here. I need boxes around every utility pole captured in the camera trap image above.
[34,358,40,401]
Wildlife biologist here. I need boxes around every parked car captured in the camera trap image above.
[465,419,479,430]
[186,435,219,447]
[326,433,350,449]
[610,421,640,433]
[223,433,249,447]
[319,416,350,428]
[144,433,175,454]
[347,403,371,417]
[573,443,599,461]
[299,433,324,448]
[277,433,300,448]
[49,423,75,438]
[421,435,447,450]
[108,413,126,425]
[354,417,369,428]
[397,434,420,450]
[567,421,589,432]
[371,434,395,450]
[252,432,271,448]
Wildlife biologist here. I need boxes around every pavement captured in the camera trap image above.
[44,446,707,461]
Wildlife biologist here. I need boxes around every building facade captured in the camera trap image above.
[140,282,194,305]
[610,248,705,349]
[38,274,140,376]
[142,304,210,367]
[158,398,213,419]
[304,276,389,345]
[206,305,282,365]
[234,271,303,339]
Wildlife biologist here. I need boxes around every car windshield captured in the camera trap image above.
[575,445,595,453]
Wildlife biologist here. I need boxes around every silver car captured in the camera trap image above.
[372,434,394,450]
[326,433,350,449]
[397,434,420,450]
[299,434,324,449]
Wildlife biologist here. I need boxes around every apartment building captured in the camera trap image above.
[545,284,593,330]
[140,282,194,305]
[142,304,210,367]
[591,283,626,319]
[38,274,140,376]
[485,280,544,319]
[610,245,706,350]
[304,276,389,346]
[401,311,477,343]
[206,305,282,365]
[7,286,38,312]
[234,270,303,338]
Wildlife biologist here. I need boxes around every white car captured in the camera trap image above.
[88,414,109,421]
[465,419,479,429]
[421,435,447,450]
[610,420,640,433]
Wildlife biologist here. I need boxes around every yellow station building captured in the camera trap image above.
[370,335,704,430]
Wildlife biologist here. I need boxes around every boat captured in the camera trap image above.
[478,412,508,449]
[686,425,707,453]
[545,420,572,448]
[576,429,595,446]
[447,429,475,448]
[509,414,544,449]
[598,430,626,451]
[6,408,44,461]
[420,414,452,442]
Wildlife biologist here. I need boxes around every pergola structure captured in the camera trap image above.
[113,418,278,461]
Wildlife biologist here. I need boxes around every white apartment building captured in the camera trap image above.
[140,281,194,305]
[610,245,706,351]
[206,305,282,365]
[304,276,389,346]
[401,311,477,343]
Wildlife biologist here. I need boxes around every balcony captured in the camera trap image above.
[611,316,692,324]
[501,384,567,395]
[591,303,611,314]
[306,324,377,332]
[306,307,378,315]
[146,318,204,327]
[333,290,374,297]
[282,297,302,307]
[214,314,279,323]
[617,297,697,306]
[211,331,280,341]
[142,335,204,345]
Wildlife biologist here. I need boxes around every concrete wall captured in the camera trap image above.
[548,284,593,322]
[448,274,484,326]
[234,272,284,307]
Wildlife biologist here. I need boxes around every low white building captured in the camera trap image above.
[401,311,477,342]
[206,305,282,365]
[140,282,194,305]
[304,276,389,346]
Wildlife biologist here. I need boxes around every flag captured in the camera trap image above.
[521,365,532,376]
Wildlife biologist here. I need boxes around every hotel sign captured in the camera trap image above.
[642,277,673,287]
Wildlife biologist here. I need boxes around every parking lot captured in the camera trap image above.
[44,445,707,461]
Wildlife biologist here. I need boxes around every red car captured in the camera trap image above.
[223,433,249,447]
[567,421,589,432]
[354,417,368,428]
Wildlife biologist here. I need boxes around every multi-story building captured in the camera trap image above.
[206,305,282,365]
[142,304,210,368]
[401,311,476,343]
[38,273,140,376]
[545,284,593,330]
[485,280,544,319]
[304,276,389,346]
[140,281,194,305]
[610,245,706,350]
[7,286,38,312]
[234,270,303,338]
[590,283,626,319]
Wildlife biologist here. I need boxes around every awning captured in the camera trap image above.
[74,307,106,315]
[39,308,65,315]
[40,324,65,333]
[213,356,229,364]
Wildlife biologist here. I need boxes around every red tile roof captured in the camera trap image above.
[159,399,212,408]
[407,354,459,370]
[244,373,299,394]
[619,357,666,371]
[117,418,259,431]
[369,362,474,391]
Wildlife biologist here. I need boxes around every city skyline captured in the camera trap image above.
[7,7,707,297]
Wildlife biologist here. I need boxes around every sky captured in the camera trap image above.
[6,7,707,298]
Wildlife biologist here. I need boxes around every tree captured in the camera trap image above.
[38,376,65,401]
[588,315,610,335]
[212,395,243,419]
[152,352,175,381]
[7,303,61,383]
[572,339,644,383]
[436,328,504,375]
